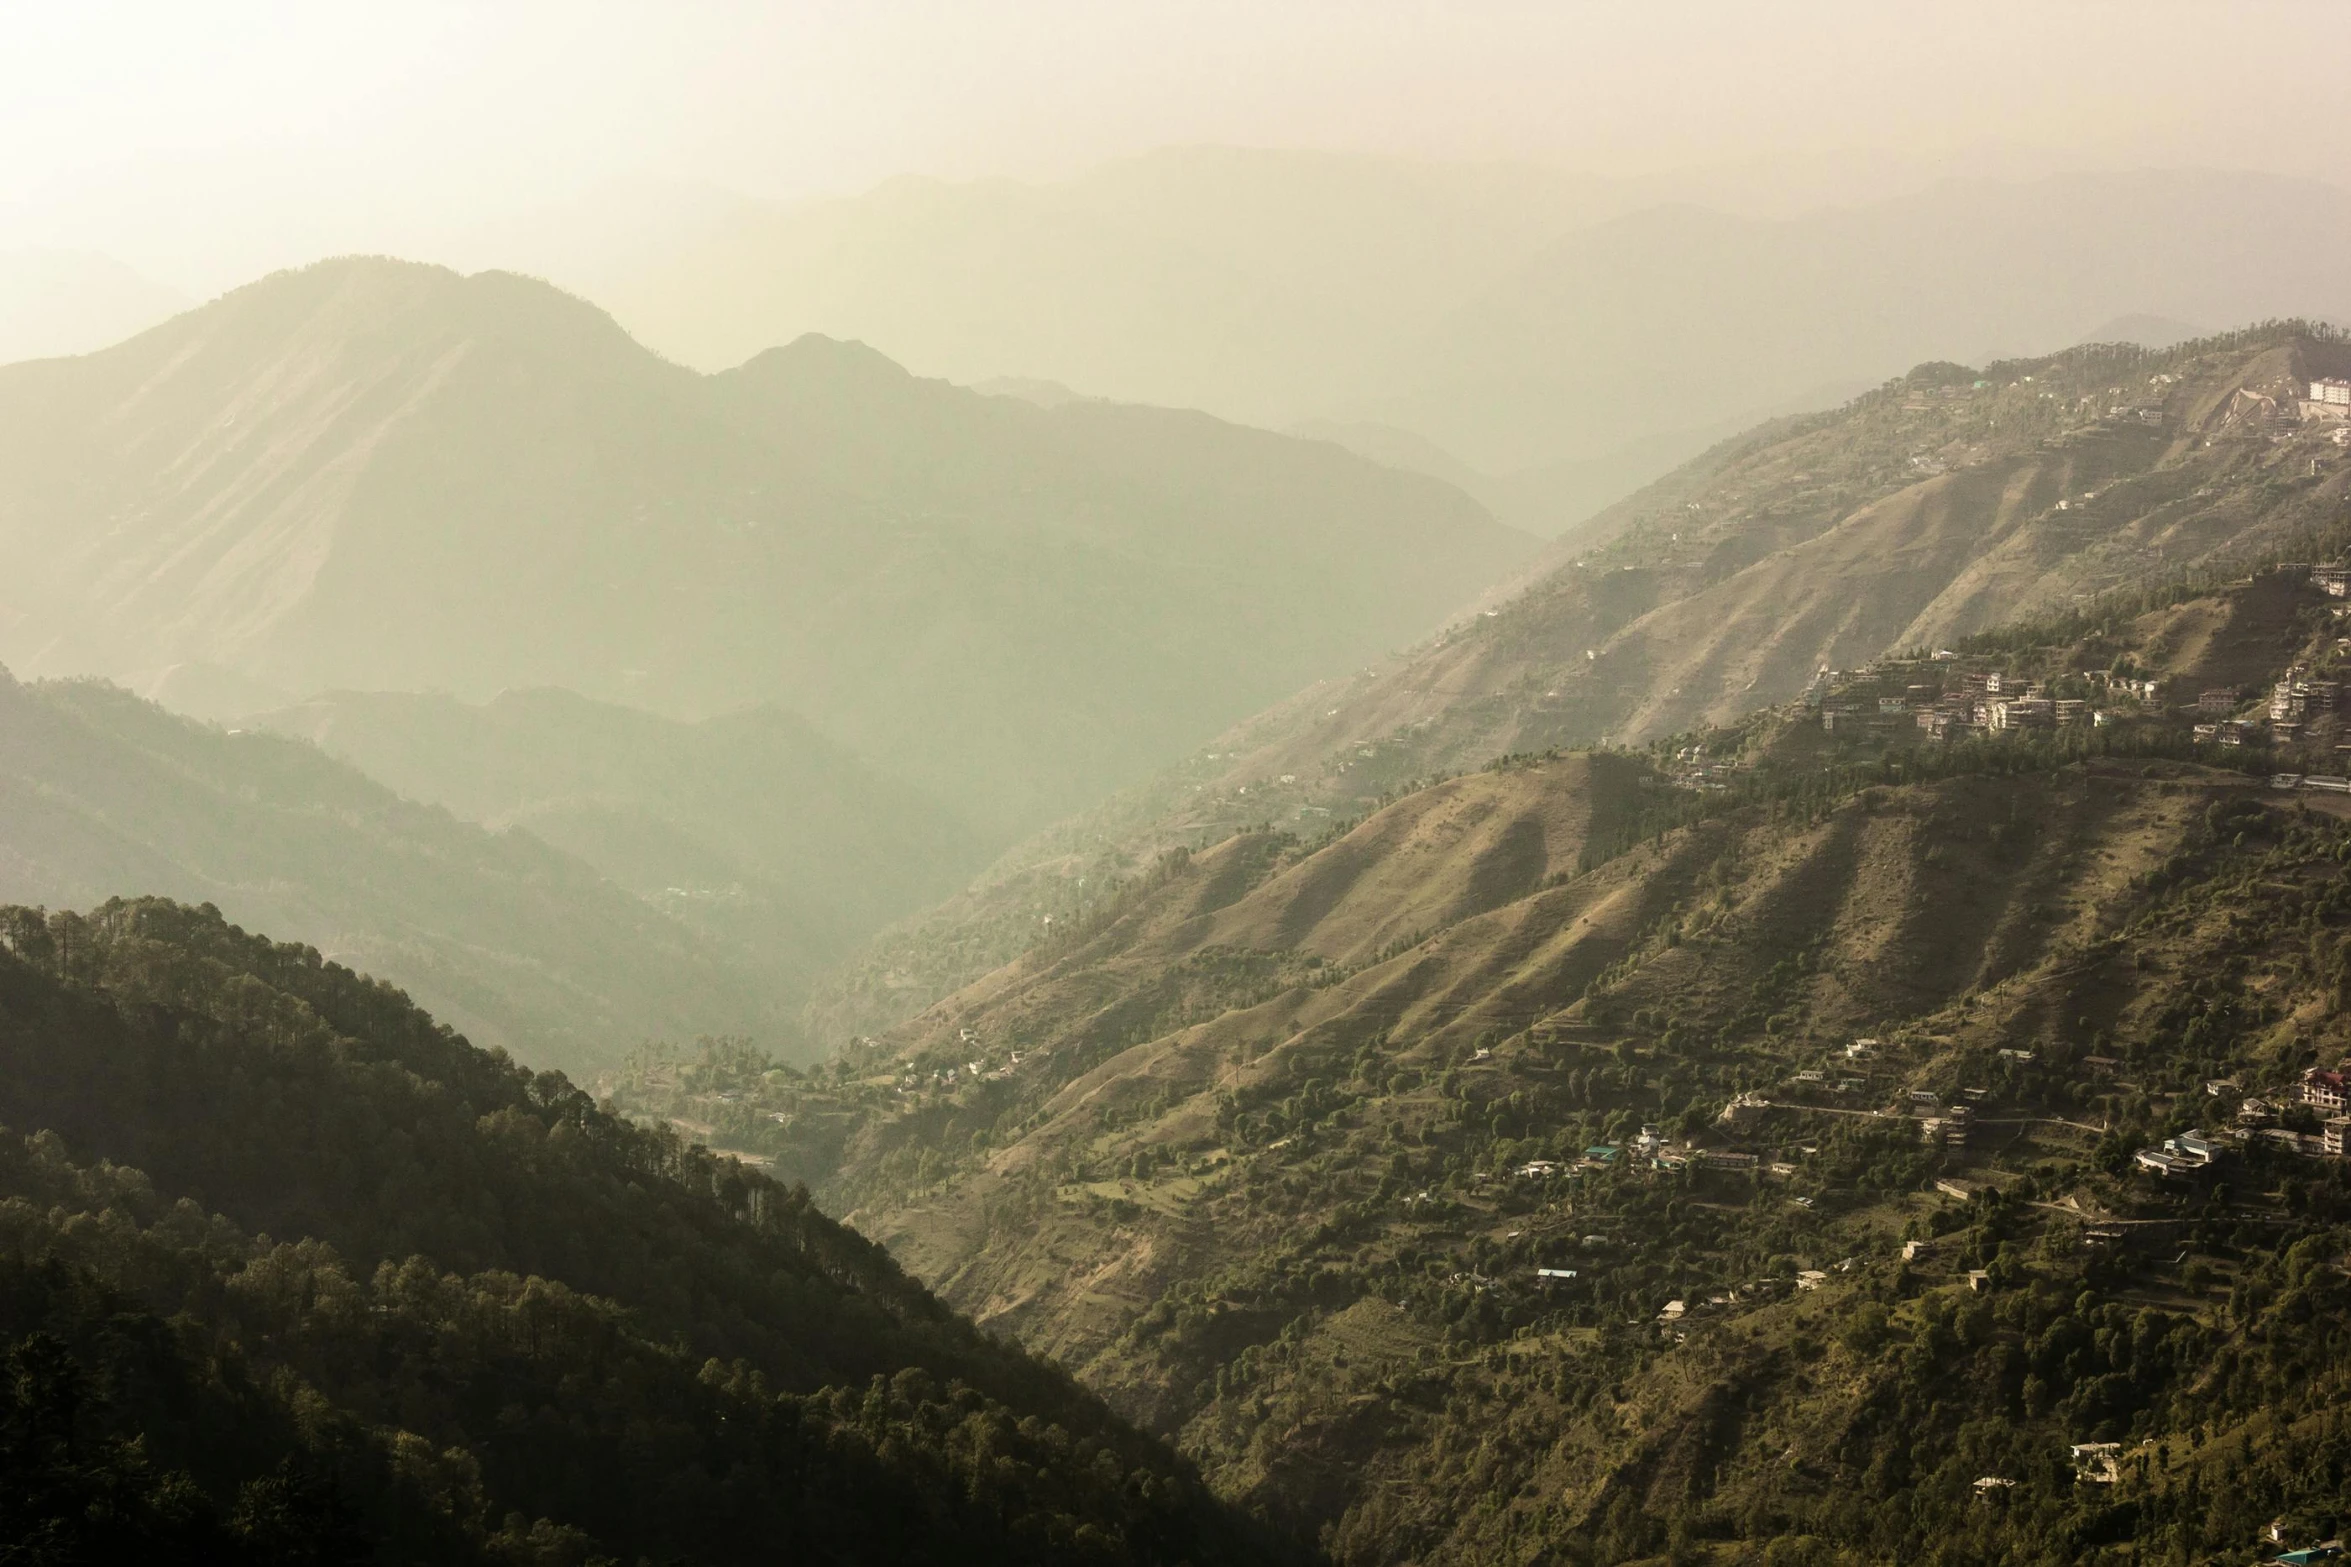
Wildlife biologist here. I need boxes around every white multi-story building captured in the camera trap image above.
[2305,378,2351,422]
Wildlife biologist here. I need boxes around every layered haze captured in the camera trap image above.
[11,8,2351,1565]
[482,158,2351,534]
[0,257,1532,837]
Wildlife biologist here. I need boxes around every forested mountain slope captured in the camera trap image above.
[656,567,2351,1563]
[0,256,1532,835]
[0,668,798,1072]
[0,898,1288,1565]
[253,686,986,988]
[810,323,2351,1040]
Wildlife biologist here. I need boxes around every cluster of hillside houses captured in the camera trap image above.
[1792,554,2351,755]
[2233,376,2351,446]
[1810,663,2113,739]
[1700,1033,2351,1184]
[1820,661,2347,747]
[1512,1121,1745,1182]
[2131,1065,2351,1175]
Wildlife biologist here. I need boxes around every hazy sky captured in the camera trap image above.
[7,0,2348,291]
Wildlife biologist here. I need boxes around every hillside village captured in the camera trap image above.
[1792,571,2351,761]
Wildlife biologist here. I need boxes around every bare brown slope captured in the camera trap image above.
[793,754,2277,1554]
[913,752,1641,1037]
[832,746,2180,1301]
[1196,754,1629,964]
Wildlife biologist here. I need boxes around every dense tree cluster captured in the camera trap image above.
[0,899,1287,1565]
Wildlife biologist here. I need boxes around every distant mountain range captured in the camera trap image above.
[0,248,186,364]
[469,148,1626,433]
[253,685,987,989]
[1366,169,2351,473]
[0,256,1532,837]
[468,153,2351,530]
[21,157,2340,542]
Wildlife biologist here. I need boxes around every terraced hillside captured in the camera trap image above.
[636,571,2351,1563]
[810,323,2351,1040]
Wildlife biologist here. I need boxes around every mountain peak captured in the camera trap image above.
[0,260,1531,839]
[727,331,918,386]
[153,255,659,378]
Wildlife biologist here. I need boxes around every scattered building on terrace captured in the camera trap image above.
[2071,1444,2123,1484]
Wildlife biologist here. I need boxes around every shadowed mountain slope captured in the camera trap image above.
[0,255,1533,835]
[252,686,988,985]
[0,898,1292,1565]
[0,668,801,1073]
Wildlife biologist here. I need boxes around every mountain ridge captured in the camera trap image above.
[805,320,2351,1044]
[0,255,1535,838]
[466,157,2351,509]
